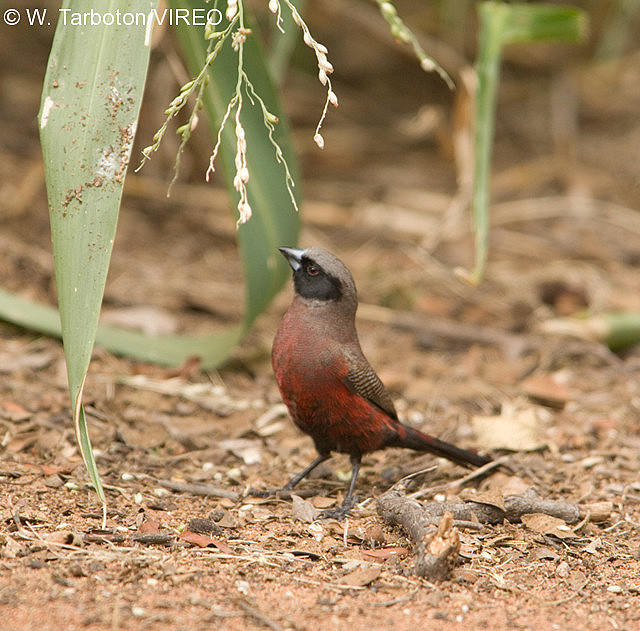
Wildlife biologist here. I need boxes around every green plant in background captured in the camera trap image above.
[373,0,454,89]
[468,1,588,283]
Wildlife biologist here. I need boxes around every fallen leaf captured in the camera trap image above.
[291,495,318,523]
[44,531,83,546]
[219,439,263,465]
[361,547,408,563]
[521,374,571,409]
[1,400,31,421]
[39,463,76,476]
[340,564,382,587]
[179,530,233,554]
[566,569,588,591]
[139,520,161,535]
[464,489,505,512]
[521,513,575,539]
[472,401,546,451]
[311,496,336,509]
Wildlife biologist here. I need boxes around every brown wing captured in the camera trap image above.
[343,356,398,421]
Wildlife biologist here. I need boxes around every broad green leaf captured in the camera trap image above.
[0,287,242,367]
[469,2,587,283]
[39,0,157,510]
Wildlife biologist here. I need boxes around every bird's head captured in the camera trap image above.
[279,247,358,312]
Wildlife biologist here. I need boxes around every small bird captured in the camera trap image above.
[272,247,490,519]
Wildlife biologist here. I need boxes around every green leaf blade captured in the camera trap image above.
[39,0,157,506]
[40,0,156,389]
[470,2,588,283]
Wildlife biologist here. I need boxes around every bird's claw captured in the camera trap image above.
[317,496,358,521]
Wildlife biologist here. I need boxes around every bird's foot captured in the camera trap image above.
[246,487,276,498]
[317,496,358,521]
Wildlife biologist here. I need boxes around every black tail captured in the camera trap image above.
[390,423,490,469]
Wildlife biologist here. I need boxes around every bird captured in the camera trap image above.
[272,246,491,519]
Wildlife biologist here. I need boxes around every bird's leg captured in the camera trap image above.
[318,454,362,520]
[283,453,331,490]
[248,453,331,498]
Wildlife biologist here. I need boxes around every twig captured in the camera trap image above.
[377,487,613,580]
[381,486,611,529]
[409,455,509,499]
[158,479,239,501]
[131,533,174,546]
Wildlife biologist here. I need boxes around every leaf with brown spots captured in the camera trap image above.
[179,530,233,554]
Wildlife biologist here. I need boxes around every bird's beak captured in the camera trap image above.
[278,247,306,271]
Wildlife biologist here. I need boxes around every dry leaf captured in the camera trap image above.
[521,374,571,409]
[219,439,263,465]
[566,569,588,591]
[361,547,408,563]
[521,513,575,539]
[472,401,546,451]
[139,520,161,535]
[291,495,318,523]
[464,489,506,511]
[340,564,382,587]
[179,530,233,554]
[0,400,31,421]
[311,496,336,509]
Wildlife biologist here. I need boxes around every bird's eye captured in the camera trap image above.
[306,264,319,276]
